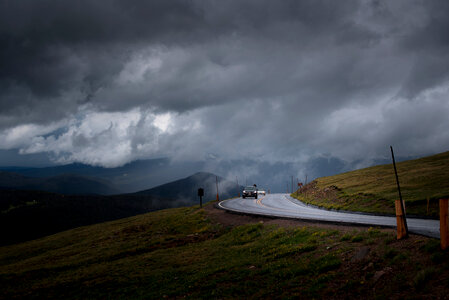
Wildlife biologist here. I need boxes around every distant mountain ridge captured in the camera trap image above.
[0,158,205,193]
[0,167,242,199]
[0,171,119,195]
[136,171,243,205]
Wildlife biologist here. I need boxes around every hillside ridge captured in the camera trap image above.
[293,150,449,217]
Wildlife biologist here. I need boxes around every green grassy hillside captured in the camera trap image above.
[293,151,449,217]
[1,203,449,299]
[0,189,177,246]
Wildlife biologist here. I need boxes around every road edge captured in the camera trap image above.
[217,196,440,238]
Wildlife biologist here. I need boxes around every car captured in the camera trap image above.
[257,190,266,196]
[242,186,258,199]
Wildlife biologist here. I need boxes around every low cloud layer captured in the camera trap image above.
[1,0,449,178]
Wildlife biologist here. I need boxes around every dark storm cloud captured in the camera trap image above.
[1,0,449,173]
[0,0,208,127]
[0,0,373,124]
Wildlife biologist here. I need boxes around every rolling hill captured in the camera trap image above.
[1,204,446,299]
[293,150,449,217]
[136,171,243,204]
[0,189,176,246]
[0,171,241,245]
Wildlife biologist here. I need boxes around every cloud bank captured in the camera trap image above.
[1,0,449,174]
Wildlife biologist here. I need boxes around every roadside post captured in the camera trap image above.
[395,200,407,239]
[440,199,449,250]
[296,178,299,196]
[236,177,240,198]
[390,146,408,239]
[215,176,220,201]
[304,175,308,196]
[198,188,204,208]
[291,176,294,194]
[297,182,303,197]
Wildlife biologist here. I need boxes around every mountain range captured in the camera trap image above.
[137,171,242,204]
[0,158,204,193]
[0,171,119,195]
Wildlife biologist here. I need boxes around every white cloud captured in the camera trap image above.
[0,122,64,150]
[0,108,177,167]
[153,113,172,133]
[1,0,449,173]
[314,84,449,164]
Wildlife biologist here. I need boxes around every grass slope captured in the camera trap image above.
[293,151,449,217]
[1,203,449,299]
[0,189,177,246]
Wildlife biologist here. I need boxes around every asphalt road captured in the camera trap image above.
[218,193,440,238]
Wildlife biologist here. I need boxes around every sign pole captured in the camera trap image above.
[198,188,204,208]
[237,177,240,198]
[440,199,449,250]
[390,146,408,238]
[216,176,219,201]
[291,176,293,194]
[296,178,299,196]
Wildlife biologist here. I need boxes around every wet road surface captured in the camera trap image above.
[218,193,440,238]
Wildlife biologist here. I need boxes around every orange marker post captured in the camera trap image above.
[440,199,449,250]
[395,199,407,240]
[391,146,408,239]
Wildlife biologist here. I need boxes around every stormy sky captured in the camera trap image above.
[1,0,449,188]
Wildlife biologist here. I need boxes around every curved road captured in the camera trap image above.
[218,193,440,238]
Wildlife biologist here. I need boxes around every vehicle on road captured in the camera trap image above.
[257,190,266,196]
[242,186,258,199]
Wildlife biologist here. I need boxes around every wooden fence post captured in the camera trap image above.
[391,146,408,236]
[395,199,407,239]
[440,199,449,250]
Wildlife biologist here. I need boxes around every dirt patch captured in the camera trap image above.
[299,181,340,201]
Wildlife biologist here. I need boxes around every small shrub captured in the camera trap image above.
[391,252,408,264]
[228,223,263,245]
[367,227,385,238]
[340,234,351,241]
[413,267,436,290]
[431,252,445,264]
[351,235,363,243]
[313,254,341,274]
[420,240,440,253]
[383,248,399,260]
[383,236,396,245]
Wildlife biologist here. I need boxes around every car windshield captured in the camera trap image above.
[244,186,256,190]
